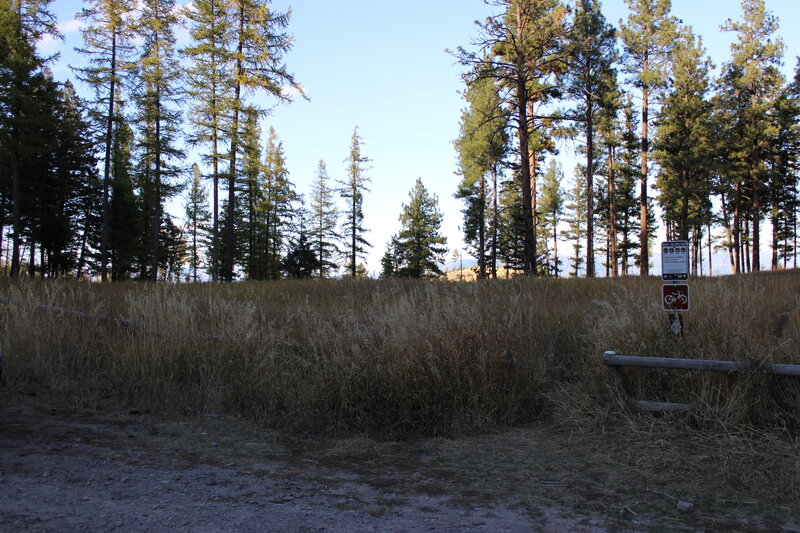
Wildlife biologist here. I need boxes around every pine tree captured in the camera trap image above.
[284,207,319,279]
[74,0,135,281]
[561,168,588,276]
[184,163,211,281]
[596,84,623,276]
[539,159,564,277]
[45,81,98,277]
[131,0,185,282]
[181,0,233,282]
[454,0,570,274]
[238,107,263,278]
[392,178,448,279]
[654,27,713,253]
[309,159,339,278]
[0,0,60,277]
[565,0,617,277]
[769,61,800,269]
[619,0,677,275]
[617,94,642,273]
[380,235,402,278]
[223,0,302,282]
[718,0,785,272]
[496,177,527,275]
[259,127,297,280]
[339,126,371,278]
[107,107,139,280]
[454,74,509,280]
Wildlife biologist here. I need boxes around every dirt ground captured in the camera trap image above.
[2,386,799,532]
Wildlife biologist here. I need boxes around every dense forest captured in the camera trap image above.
[1,0,798,281]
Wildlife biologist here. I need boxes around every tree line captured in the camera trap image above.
[0,0,453,281]
[452,0,799,279]
[3,0,797,282]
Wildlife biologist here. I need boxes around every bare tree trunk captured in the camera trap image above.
[744,220,751,273]
[608,145,618,277]
[733,183,742,274]
[10,158,21,277]
[553,218,559,278]
[772,204,779,270]
[225,7,245,282]
[212,125,220,282]
[491,165,498,279]
[516,76,536,274]
[478,170,486,280]
[100,31,117,283]
[586,100,595,278]
[28,239,35,277]
[708,219,712,275]
[151,72,163,282]
[751,166,761,272]
[679,169,690,241]
[639,83,650,276]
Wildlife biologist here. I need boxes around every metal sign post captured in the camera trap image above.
[661,240,690,336]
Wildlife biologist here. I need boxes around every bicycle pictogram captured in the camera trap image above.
[662,284,690,311]
[664,293,688,306]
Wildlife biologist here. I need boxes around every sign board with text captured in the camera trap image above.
[663,284,690,312]
[662,240,690,281]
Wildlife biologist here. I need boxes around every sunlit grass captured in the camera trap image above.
[2,271,799,436]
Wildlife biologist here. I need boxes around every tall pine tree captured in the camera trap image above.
[619,0,677,275]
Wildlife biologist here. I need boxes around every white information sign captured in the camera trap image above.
[661,240,689,281]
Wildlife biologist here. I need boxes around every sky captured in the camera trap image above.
[40,0,800,277]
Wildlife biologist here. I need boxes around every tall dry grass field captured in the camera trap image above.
[1,272,799,436]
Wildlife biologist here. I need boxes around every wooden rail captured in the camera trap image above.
[601,351,800,413]
[602,351,800,377]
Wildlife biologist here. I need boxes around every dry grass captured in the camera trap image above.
[1,272,800,440]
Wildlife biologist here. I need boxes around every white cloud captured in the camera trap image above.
[36,34,62,56]
[282,85,307,99]
[59,19,84,33]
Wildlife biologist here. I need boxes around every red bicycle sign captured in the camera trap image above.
[663,284,690,311]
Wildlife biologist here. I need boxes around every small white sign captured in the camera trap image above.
[662,240,689,281]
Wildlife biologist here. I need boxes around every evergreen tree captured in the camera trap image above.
[0,0,60,277]
[497,176,527,275]
[181,0,233,282]
[454,74,509,280]
[223,0,302,282]
[131,0,185,282]
[561,167,588,276]
[380,235,402,278]
[392,178,448,279]
[284,207,319,279]
[258,127,297,280]
[619,0,677,275]
[616,94,642,273]
[160,213,187,281]
[454,0,570,274]
[654,27,713,252]
[565,0,617,277]
[539,159,564,277]
[717,0,785,272]
[339,126,371,278]
[74,0,135,281]
[46,81,98,277]
[596,84,623,276]
[108,108,139,280]
[309,159,339,278]
[769,61,800,269]
[184,163,211,281]
[238,107,263,278]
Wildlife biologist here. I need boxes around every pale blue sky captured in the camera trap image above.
[41,0,800,276]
